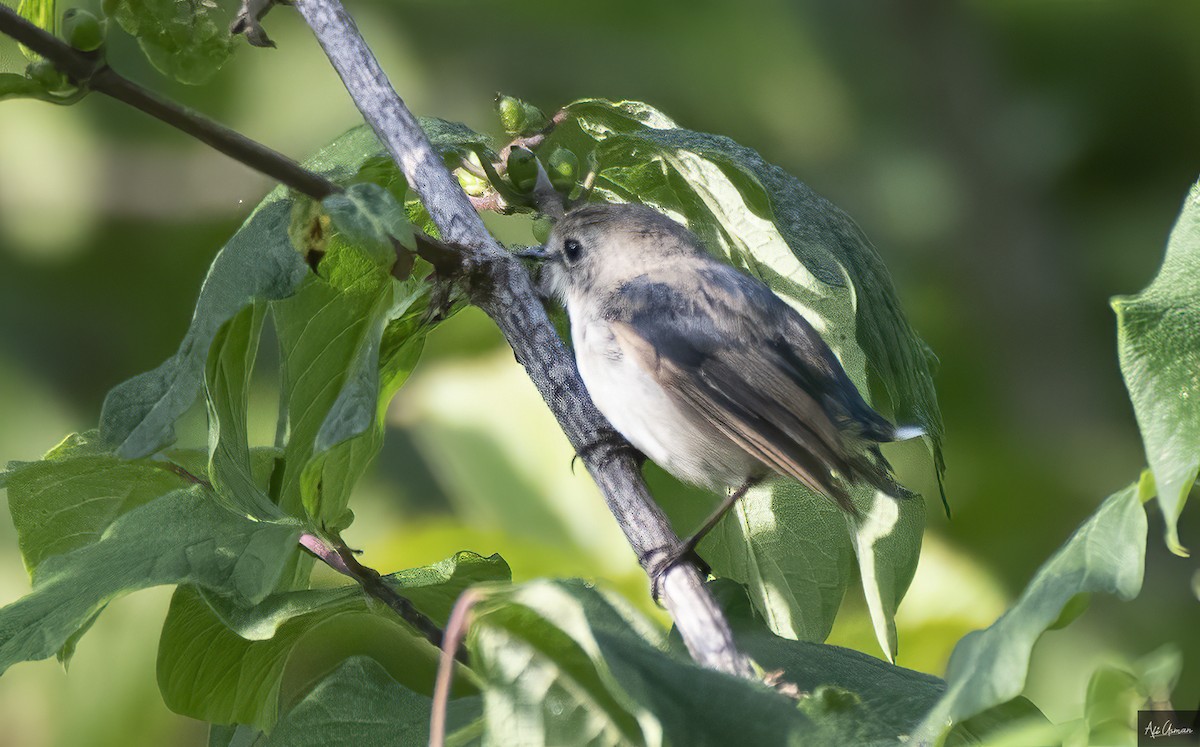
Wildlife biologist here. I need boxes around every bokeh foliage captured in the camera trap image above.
[1,1,1198,745]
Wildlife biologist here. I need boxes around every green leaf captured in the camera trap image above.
[273,119,493,196]
[0,73,44,100]
[100,200,308,460]
[16,0,55,59]
[0,487,301,676]
[208,724,262,747]
[1112,180,1200,556]
[912,484,1147,743]
[157,552,507,731]
[553,99,938,658]
[205,303,281,520]
[698,483,853,644]
[110,0,234,84]
[270,239,427,524]
[3,431,191,575]
[471,580,813,746]
[847,486,924,662]
[322,182,415,268]
[472,578,1040,746]
[0,71,83,104]
[264,656,482,747]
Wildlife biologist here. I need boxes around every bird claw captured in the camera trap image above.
[641,544,711,605]
[572,431,643,473]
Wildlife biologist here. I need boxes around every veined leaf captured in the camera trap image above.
[271,238,427,525]
[0,487,301,676]
[100,200,308,460]
[1113,179,1200,556]
[470,579,1014,746]
[698,482,853,645]
[549,99,938,657]
[110,0,234,84]
[264,656,482,747]
[3,431,192,575]
[322,182,415,268]
[157,552,507,731]
[912,483,1147,743]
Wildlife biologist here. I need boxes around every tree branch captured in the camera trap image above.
[0,4,338,201]
[292,0,756,679]
[299,533,466,662]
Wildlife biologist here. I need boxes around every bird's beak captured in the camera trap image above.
[514,246,551,261]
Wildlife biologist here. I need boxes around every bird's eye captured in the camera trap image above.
[563,238,583,263]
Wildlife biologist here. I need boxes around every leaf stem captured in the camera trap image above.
[0,4,339,201]
[429,589,482,747]
[292,0,756,679]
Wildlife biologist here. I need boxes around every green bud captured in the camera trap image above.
[495,94,548,137]
[62,8,106,52]
[100,0,120,17]
[497,95,527,137]
[546,148,579,192]
[506,147,539,193]
[532,216,553,244]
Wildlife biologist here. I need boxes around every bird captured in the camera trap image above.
[519,202,920,578]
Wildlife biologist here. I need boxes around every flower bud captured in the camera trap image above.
[496,94,548,137]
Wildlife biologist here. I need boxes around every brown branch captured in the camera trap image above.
[299,533,467,662]
[292,0,756,679]
[0,4,338,201]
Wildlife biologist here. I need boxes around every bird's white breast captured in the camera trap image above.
[567,294,757,491]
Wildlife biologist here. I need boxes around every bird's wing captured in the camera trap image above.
[609,266,879,513]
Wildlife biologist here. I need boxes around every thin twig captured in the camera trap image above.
[0,5,338,201]
[495,108,569,163]
[299,532,466,661]
[293,0,756,679]
[429,589,483,747]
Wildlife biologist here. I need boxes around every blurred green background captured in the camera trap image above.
[2,1,1199,744]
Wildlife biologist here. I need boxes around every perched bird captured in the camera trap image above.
[521,203,919,571]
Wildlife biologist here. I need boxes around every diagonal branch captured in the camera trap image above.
[299,532,466,662]
[0,4,338,201]
[291,0,756,679]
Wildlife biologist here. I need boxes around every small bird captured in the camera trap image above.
[521,203,919,576]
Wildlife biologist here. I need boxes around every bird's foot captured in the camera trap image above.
[571,430,644,473]
[640,543,712,605]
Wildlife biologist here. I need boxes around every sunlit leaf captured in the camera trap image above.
[698,483,853,644]
[472,580,793,746]
[110,0,234,84]
[912,483,1147,743]
[3,431,191,574]
[16,0,54,59]
[848,486,924,662]
[1113,179,1200,556]
[270,238,426,524]
[322,182,414,268]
